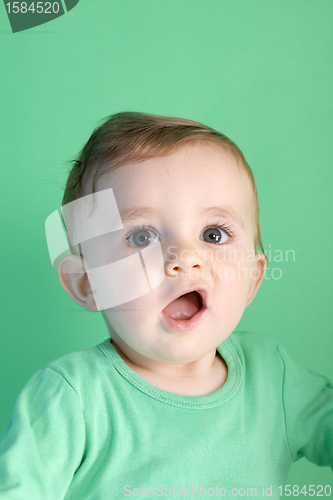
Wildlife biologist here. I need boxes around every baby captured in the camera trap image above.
[0,112,332,499]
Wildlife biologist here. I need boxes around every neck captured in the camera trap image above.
[110,339,228,396]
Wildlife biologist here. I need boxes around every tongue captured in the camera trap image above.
[162,292,201,320]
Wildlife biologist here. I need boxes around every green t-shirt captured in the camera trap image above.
[0,331,332,499]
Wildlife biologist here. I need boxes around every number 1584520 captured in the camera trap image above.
[5,2,60,14]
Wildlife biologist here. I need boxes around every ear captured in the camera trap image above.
[57,254,99,312]
[246,253,267,307]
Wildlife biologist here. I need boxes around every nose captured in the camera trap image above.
[165,244,204,277]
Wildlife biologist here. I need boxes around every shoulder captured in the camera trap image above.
[228,330,280,357]
[227,331,332,390]
[38,339,112,390]
[224,331,285,380]
[12,339,115,422]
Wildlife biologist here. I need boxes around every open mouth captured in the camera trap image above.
[161,290,207,332]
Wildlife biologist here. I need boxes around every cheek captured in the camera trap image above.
[212,265,250,330]
[103,293,158,331]
[212,259,253,303]
[211,255,252,282]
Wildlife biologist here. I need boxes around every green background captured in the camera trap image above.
[0,0,332,491]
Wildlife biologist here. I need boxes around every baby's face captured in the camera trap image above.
[88,143,265,364]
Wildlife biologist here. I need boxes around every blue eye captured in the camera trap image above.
[201,227,230,244]
[126,224,232,247]
[127,228,159,247]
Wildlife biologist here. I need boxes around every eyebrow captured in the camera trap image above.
[120,206,244,229]
[201,207,245,229]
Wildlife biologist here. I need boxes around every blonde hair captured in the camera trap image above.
[62,111,265,255]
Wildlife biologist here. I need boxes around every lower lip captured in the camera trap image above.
[160,306,207,332]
